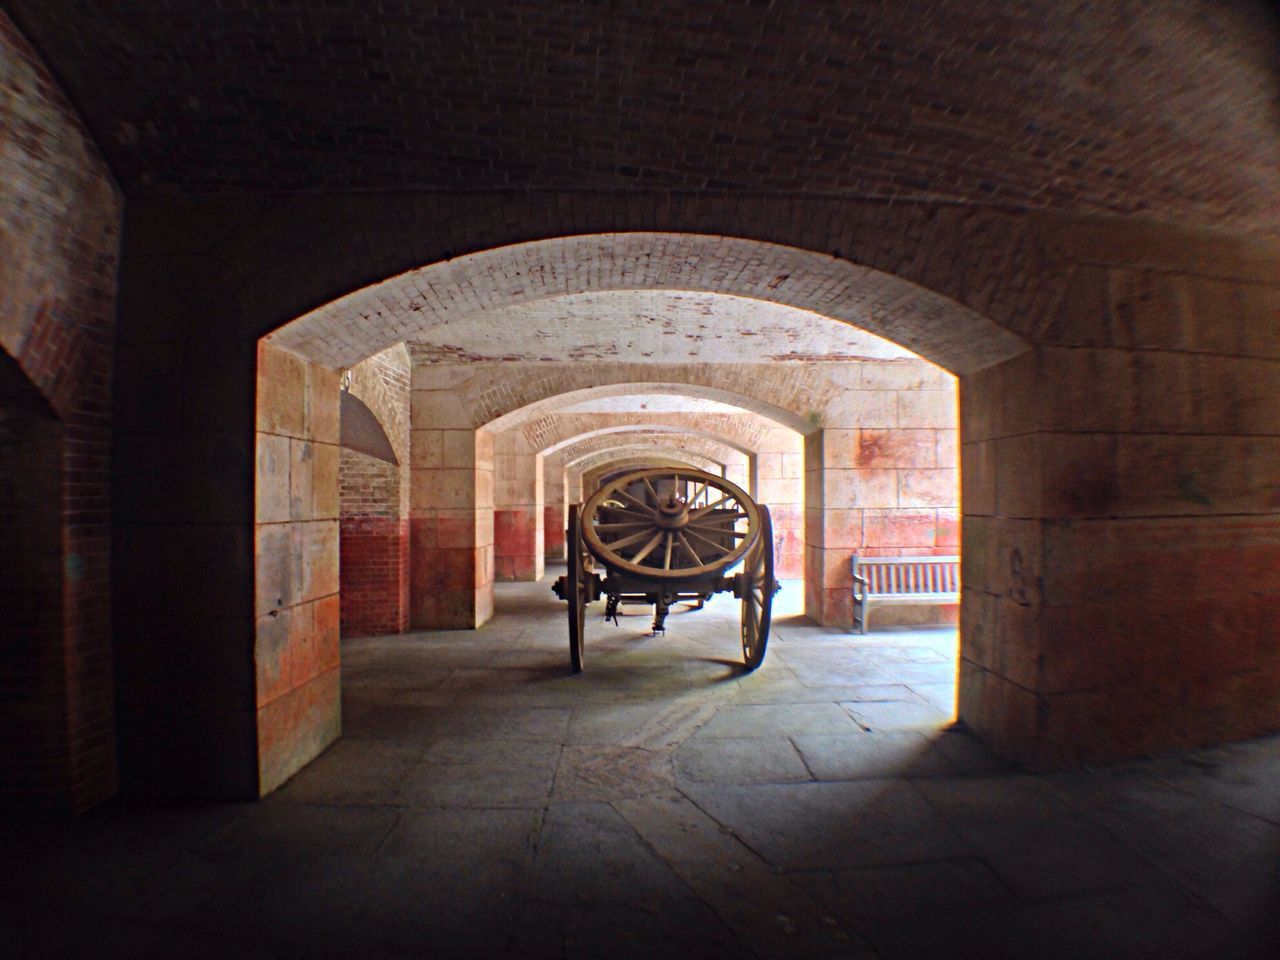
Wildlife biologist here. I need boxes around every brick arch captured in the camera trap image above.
[527,409,777,456]
[558,433,745,471]
[572,450,724,481]
[267,234,1028,375]
[542,423,759,459]
[486,377,815,435]
[578,455,725,498]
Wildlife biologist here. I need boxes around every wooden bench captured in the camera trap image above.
[851,555,960,634]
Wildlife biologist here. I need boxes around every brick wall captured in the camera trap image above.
[339,346,410,637]
[0,12,122,813]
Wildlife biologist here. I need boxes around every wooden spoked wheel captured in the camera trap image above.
[566,504,588,673]
[581,468,760,580]
[740,505,775,671]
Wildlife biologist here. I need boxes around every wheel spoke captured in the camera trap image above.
[642,476,660,505]
[594,520,652,530]
[608,527,663,550]
[614,488,657,513]
[630,530,665,564]
[676,532,703,566]
[683,527,733,557]
[663,532,674,569]
[689,494,731,516]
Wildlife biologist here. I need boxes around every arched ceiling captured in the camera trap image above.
[570,449,723,479]
[540,424,757,459]
[9,1,1277,234]
[271,234,1024,374]
[559,433,743,470]
[406,291,916,364]
[480,378,817,435]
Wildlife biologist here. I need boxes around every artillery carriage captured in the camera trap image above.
[552,467,779,673]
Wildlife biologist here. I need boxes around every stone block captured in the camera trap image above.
[935,429,958,468]
[857,429,937,469]
[302,520,340,602]
[859,360,952,391]
[842,390,898,427]
[255,433,291,523]
[897,390,957,429]
[256,522,303,615]
[411,467,476,510]
[256,666,341,796]
[436,510,478,548]
[936,510,960,548]
[819,508,864,549]
[826,468,897,508]
[411,429,444,468]
[1039,433,1118,518]
[1040,263,1111,347]
[898,468,958,508]
[1038,347,1137,433]
[819,429,859,469]
[411,390,473,429]
[312,442,340,519]
[254,605,296,709]
[993,435,1041,519]
[256,344,306,438]
[309,366,341,443]
[862,509,936,548]
[960,441,996,517]
[1106,269,1192,350]
[1188,277,1280,359]
[288,438,315,520]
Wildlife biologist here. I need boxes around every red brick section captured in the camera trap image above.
[339,347,410,637]
[0,13,122,814]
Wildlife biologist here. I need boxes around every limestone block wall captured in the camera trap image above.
[959,223,1280,768]
[409,365,495,628]
[0,12,122,813]
[339,346,410,637]
[805,365,959,627]
[254,344,341,794]
[494,431,544,582]
[544,464,567,560]
[756,427,805,579]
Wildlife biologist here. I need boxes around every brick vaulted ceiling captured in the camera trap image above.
[5,1,1278,234]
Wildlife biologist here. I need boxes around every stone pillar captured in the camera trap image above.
[408,379,494,628]
[757,427,804,580]
[543,457,567,561]
[254,344,342,795]
[724,454,750,493]
[960,245,1280,768]
[494,431,545,581]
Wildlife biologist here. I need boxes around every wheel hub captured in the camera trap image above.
[654,497,689,531]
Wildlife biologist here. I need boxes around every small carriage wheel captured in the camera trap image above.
[740,505,775,672]
[566,504,588,673]
[581,468,760,580]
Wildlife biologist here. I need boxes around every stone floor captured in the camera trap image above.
[5,566,1280,958]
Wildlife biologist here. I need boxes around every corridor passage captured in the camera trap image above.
[6,571,1279,958]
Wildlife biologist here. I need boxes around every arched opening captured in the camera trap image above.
[255,233,980,792]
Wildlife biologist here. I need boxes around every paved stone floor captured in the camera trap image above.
[5,567,1280,958]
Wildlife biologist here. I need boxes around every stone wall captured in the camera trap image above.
[254,344,342,793]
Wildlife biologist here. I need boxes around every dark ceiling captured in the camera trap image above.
[5,1,1278,232]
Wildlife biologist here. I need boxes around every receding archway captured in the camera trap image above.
[253,232,1001,792]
